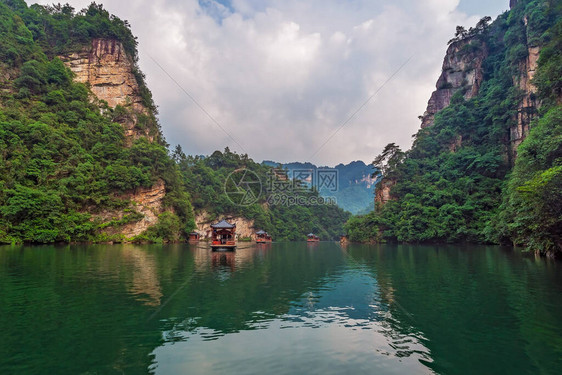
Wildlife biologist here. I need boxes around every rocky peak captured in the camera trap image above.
[61,38,155,142]
[420,37,487,128]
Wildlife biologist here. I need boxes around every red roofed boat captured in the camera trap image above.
[307,233,320,242]
[255,230,272,243]
[210,220,237,250]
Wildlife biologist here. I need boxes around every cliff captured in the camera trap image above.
[509,16,541,157]
[420,37,487,128]
[374,179,395,207]
[60,38,173,240]
[95,179,168,239]
[358,0,562,255]
[61,38,157,143]
[420,3,541,161]
[0,2,194,244]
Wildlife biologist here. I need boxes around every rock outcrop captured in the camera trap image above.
[420,38,487,128]
[510,45,539,153]
[419,12,540,160]
[61,38,155,142]
[509,13,542,158]
[95,179,169,239]
[374,179,396,207]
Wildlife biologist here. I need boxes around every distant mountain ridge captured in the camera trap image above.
[262,160,376,214]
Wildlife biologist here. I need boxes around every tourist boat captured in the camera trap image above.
[307,233,320,242]
[210,220,237,250]
[255,230,272,244]
[188,232,200,242]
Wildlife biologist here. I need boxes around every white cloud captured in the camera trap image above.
[36,0,506,165]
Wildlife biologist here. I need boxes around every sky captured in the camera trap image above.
[37,0,510,166]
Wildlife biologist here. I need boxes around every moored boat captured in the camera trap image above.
[210,220,237,250]
[188,232,200,243]
[255,230,273,243]
[307,233,320,242]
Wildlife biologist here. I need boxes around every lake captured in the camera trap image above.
[1,242,561,374]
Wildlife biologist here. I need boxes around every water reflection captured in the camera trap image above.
[211,251,236,272]
[1,243,562,375]
[122,245,163,306]
[153,245,433,374]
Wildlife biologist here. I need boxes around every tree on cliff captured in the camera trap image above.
[448,16,492,44]
[371,143,404,180]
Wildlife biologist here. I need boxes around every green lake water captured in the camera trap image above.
[1,243,562,374]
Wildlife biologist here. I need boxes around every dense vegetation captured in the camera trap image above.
[496,7,562,255]
[0,1,193,243]
[176,147,350,241]
[346,0,562,257]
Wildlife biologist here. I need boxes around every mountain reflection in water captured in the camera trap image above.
[1,243,562,375]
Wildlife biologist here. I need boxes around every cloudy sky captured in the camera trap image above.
[38,0,509,165]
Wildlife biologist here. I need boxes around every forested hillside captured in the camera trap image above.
[177,148,350,241]
[346,0,561,257]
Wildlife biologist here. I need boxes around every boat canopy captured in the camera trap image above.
[256,230,267,235]
[211,219,236,229]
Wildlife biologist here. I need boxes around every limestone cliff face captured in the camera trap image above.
[62,39,171,240]
[194,211,257,240]
[379,34,487,208]
[61,38,155,142]
[420,38,487,128]
[420,14,540,157]
[510,45,539,153]
[95,179,169,239]
[509,14,542,157]
[374,179,396,206]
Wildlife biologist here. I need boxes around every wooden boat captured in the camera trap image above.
[210,220,237,250]
[255,230,272,244]
[307,233,320,242]
[188,232,200,243]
